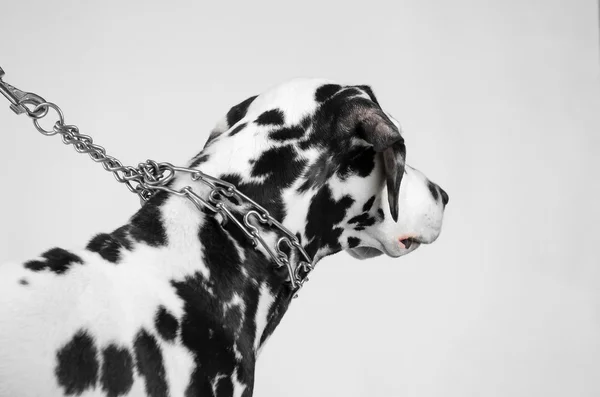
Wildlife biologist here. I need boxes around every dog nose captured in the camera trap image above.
[439,187,449,206]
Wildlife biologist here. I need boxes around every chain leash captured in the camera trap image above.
[0,67,313,297]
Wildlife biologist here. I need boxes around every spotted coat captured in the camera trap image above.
[0,78,448,397]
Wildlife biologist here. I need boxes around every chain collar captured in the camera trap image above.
[0,67,314,298]
[151,164,315,296]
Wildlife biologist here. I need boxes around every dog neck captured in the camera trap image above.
[123,162,342,356]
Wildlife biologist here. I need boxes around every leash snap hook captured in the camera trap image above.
[0,67,47,118]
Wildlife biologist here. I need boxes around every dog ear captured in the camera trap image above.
[381,140,406,222]
[337,99,406,222]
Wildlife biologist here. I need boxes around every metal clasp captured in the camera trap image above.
[0,67,47,117]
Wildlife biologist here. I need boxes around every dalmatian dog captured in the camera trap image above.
[0,78,448,397]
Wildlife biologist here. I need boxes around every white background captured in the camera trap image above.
[1,1,599,396]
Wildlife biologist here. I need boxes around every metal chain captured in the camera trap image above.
[29,101,168,203]
[0,67,313,297]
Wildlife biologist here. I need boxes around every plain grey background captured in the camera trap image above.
[1,1,599,396]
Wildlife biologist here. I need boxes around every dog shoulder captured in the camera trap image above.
[0,242,195,396]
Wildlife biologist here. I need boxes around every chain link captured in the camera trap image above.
[0,67,314,297]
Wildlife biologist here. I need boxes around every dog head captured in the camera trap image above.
[191,79,448,262]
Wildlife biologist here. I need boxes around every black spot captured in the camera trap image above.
[134,329,169,397]
[173,266,241,394]
[256,109,285,126]
[170,213,290,396]
[101,345,134,397]
[251,145,307,189]
[315,84,343,102]
[297,152,336,193]
[301,116,313,130]
[269,126,304,141]
[258,293,289,348]
[55,330,99,395]
[217,146,306,224]
[238,281,261,364]
[18,278,28,285]
[427,181,439,201]
[111,225,133,250]
[190,154,210,168]
[129,191,169,247]
[200,219,242,282]
[337,147,376,180]
[155,306,179,342]
[174,267,240,396]
[362,196,376,212]
[305,186,354,257]
[348,214,368,224]
[347,237,361,248]
[377,208,385,220]
[24,248,83,275]
[87,234,124,263]
[216,377,234,397]
[348,212,377,230]
[229,122,248,137]
[226,95,257,127]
